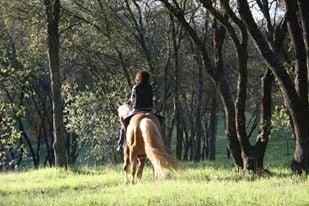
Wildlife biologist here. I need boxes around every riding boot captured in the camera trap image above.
[116,128,126,152]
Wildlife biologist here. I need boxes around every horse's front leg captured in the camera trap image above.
[123,144,130,184]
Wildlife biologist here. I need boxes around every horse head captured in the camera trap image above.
[118,103,132,119]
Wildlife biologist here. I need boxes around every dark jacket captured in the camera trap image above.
[130,83,153,110]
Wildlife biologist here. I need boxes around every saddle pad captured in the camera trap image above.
[124,112,165,128]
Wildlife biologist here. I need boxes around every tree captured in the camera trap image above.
[237,0,309,173]
[159,0,244,167]
[45,0,67,167]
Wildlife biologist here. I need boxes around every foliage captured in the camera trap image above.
[0,30,30,169]
[0,0,303,170]
[0,102,22,168]
[271,106,292,135]
[63,78,127,164]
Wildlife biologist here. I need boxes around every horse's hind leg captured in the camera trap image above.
[130,143,142,184]
[131,159,137,184]
[123,145,130,184]
[136,156,146,181]
[129,144,138,184]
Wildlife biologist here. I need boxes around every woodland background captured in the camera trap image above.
[0,0,308,174]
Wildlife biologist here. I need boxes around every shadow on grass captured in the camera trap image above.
[67,167,106,175]
[66,159,298,184]
[177,160,297,183]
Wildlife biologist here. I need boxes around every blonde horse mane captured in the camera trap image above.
[118,103,132,119]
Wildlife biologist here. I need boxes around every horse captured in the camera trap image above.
[118,104,179,184]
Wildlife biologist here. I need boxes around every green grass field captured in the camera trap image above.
[1,162,308,206]
[0,125,307,206]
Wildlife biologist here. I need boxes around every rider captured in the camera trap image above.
[116,70,154,152]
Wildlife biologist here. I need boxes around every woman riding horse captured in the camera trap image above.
[117,71,179,183]
[116,71,153,152]
[118,104,179,184]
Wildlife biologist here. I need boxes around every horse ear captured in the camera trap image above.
[117,102,125,110]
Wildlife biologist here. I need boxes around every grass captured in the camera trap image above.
[1,120,305,206]
[0,160,308,206]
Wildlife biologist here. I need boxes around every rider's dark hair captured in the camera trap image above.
[135,71,150,84]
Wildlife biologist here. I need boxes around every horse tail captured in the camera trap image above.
[139,118,179,177]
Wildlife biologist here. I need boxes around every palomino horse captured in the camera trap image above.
[118,104,179,184]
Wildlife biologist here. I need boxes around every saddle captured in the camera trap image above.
[123,112,165,128]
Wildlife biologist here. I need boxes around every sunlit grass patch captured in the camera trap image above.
[0,162,308,206]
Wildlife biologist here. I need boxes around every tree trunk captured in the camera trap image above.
[18,119,37,167]
[176,115,183,160]
[183,137,191,161]
[285,0,308,108]
[16,137,24,166]
[296,0,309,82]
[35,125,42,167]
[255,69,273,171]
[171,14,183,160]
[193,56,204,162]
[218,82,243,168]
[296,0,309,167]
[44,124,54,166]
[235,45,253,170]
[213,22,243,168]
[166,113,175,150]
[68,133,79,165]
[208,87,217,161]
[189,136,195,161]
[45,0,67,167]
